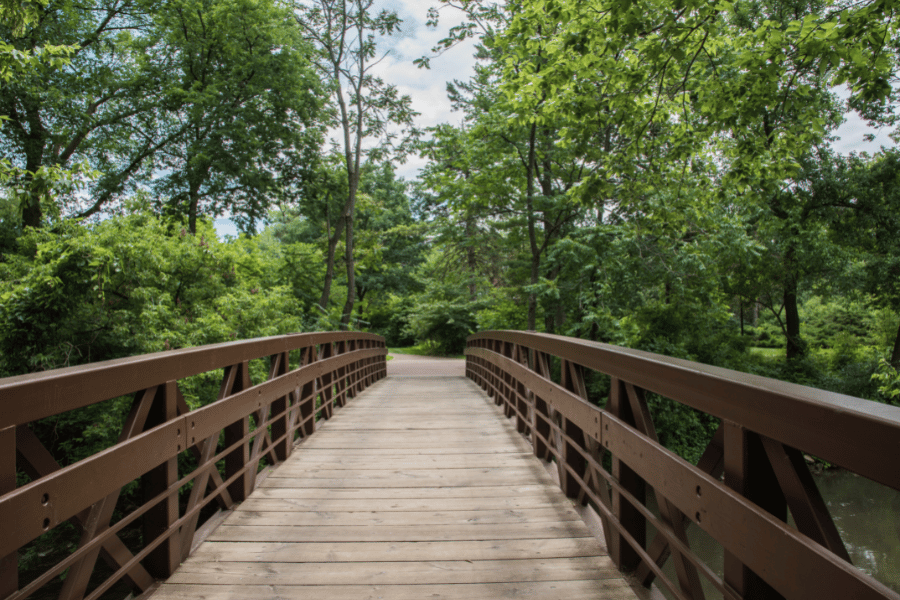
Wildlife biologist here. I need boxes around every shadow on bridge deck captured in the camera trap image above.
[148,358,642,600]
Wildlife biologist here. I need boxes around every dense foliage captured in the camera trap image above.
[3,0,900,583]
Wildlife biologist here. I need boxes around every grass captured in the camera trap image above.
[389,342,465,359]
[749,346,781,358]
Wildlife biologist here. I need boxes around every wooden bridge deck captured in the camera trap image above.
[150,360,639,599]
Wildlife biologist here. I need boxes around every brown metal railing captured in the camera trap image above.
[0,332,387,600]
[466,330,900,600]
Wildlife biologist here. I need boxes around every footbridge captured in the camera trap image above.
[1,331,899,600]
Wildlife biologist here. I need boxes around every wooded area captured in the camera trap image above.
[2,0,900,457]
[5,0,900,394]
[3,0,900,592]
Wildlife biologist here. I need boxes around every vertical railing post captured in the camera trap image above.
[479,339,489,392]
[560,360,588,501]
[343,341,355,399]
[532,352,552,462]
[501,342,515,418]
[334,341,348,407]
[488,340,499,402]
[0,425,16,598]
[223,361,252,503]
[513,345,529,434]
[298,347,318,437]
[320,342,335,419]
[270,352,289,461]
[363,340,373,387]
[607,377,646,571]
[724,421,787,600]
[142,381,181,578]
[465,340,471,378]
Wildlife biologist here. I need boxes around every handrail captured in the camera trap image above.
[0,332,387,600]
[466,330,900,600]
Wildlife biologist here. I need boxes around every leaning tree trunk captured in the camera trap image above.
[319,211,347,313]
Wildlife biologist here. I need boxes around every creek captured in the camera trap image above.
[649,469,900,598]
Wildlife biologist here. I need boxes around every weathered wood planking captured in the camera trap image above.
[150,370,639,600]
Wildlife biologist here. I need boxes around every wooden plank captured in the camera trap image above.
[166,557,619,585]
[252,485,558,498]
[296,439,535,451]
[151,580,638,600]
[268,466,552,480]
[286,446,526,455]
[224,507,582,526]
[186,538,605,562]
[207,522,593,542]
[281,454,536,469]
[236,496,576,512]
[298,431,526,440]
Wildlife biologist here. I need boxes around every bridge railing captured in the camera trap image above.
[466,330,900,600]
[0,332,387,600]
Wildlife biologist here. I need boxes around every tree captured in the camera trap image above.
[825,149,900,366]
[1,0,178,228]
[419,4,591,331]
[352,163,425,327]
[149,0,324,234]
[291,0,418,327]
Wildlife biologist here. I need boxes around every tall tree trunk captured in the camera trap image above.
[784,243,805,361]
[889,319,900,369]
[466,218,477,301]
[784,275,804,361]
[319,209,347,312]
[339,175,359,329]
[22,105,46,229]
[187,186,201,234]
[525,122,539,331]
[340,205,356,329]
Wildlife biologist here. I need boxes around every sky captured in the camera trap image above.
[357,0,479,181]
[215,2,895,237]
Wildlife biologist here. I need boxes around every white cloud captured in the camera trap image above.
[831,111,896,155]
[830,85,897,156]
[367,1,478,181]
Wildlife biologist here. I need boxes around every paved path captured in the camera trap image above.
[150,359,638,599]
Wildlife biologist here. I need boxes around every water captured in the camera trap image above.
[648,469,900,598]
[816,469,900,591]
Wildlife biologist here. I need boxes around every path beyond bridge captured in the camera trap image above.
[150,354,639,599]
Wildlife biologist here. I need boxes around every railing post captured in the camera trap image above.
[298,347,318,437]
[223,362,252,503]
[501,342,516,418]
[141,381,181,578]
[334,341,348,407]
[607,377,646,571]
[487,340,499,402]
[513,345,529,435]
[1,425,16,598]
[320,342,335,419]
[723,421,787,600]
[532,352,552,461]
[560,361,588,501]
[270,351,290,461]
[364,340,374,386]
